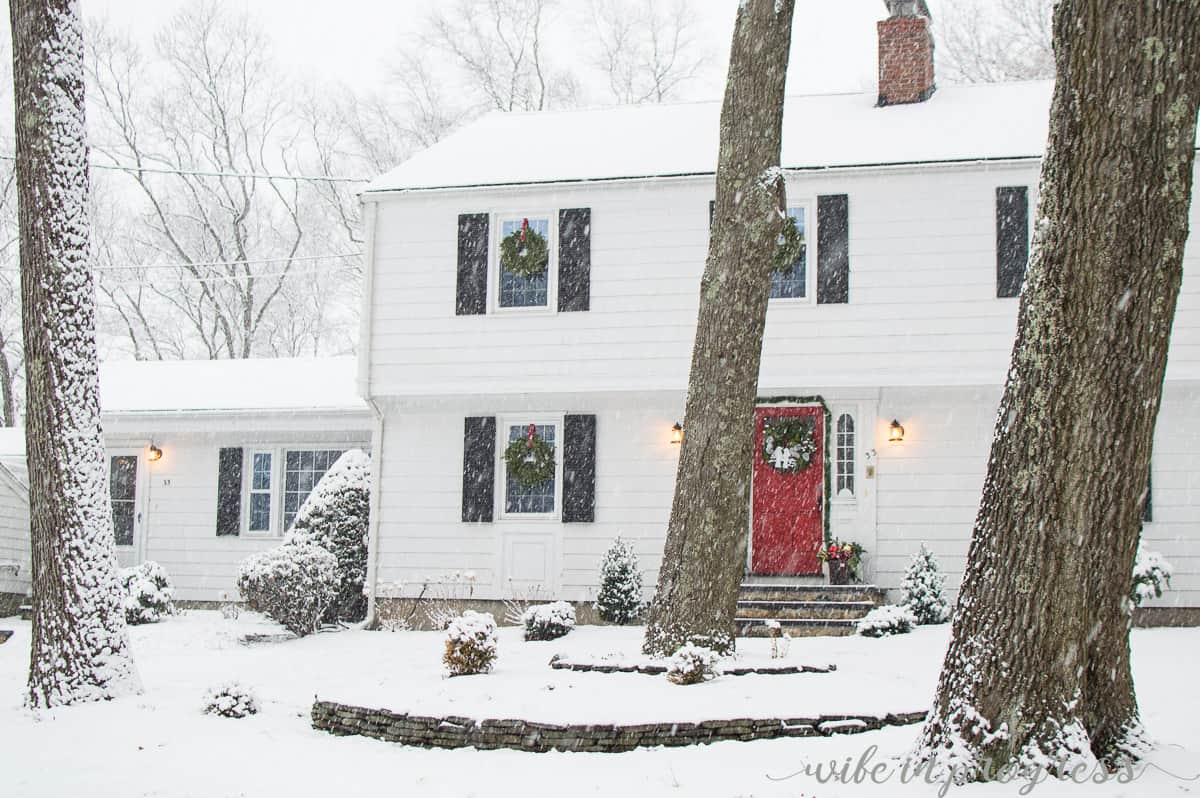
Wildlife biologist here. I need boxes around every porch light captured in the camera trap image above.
[147,444,163,462]
[670,423,684,445]
[888,420,905,443]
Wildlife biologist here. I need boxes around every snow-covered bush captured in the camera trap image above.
[764,619,791,659]
[595,536,642,624]
[665,643,722,685]
[120,560,175,625]
[857,605,917,638]
[443,610,499,676]
[1131,543,1173,607]
[203,682,258,718]
[237,543,338,637]
[899,544,951,625]
[522,601,576,641]
[284,449,371,623]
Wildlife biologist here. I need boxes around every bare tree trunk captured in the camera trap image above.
[916,0,1200,778]
[642,0,794,657]
[12,0,140,707]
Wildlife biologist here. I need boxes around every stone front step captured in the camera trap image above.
[736,600,876,621]
[736,618,860,637]
[738,583,886,604]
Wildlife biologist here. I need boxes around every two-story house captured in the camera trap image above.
[356,2,1200,625]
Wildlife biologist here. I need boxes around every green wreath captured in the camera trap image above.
[773,215,806,276]
[504,432,556,487]
[500,222,550,280]
[762,417,817,473]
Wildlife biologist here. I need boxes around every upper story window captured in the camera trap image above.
[771,205,808,300]
[835,412,855,499]
[497,216,552,310]
[501,420,559,516]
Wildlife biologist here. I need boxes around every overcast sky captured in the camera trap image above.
[75,0,904,101]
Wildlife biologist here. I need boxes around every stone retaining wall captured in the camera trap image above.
[311,700,927,753]
[548,654,836,676]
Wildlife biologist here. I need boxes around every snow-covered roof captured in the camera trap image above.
[99,357,365,415]
[365,81,1056,193]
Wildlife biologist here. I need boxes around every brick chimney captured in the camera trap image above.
[877,0,935,106]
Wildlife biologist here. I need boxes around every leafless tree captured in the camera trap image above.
[0,164,20,427]
[588,0,707,104]
[642,0,795,657]
[12,0,141,707]
[426,0,578,113]
[85,2,359,360]
[935,0,1054,83]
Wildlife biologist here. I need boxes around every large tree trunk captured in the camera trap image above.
[642,0,794,657]
[916,0,1200,778]
[12,0,140,707]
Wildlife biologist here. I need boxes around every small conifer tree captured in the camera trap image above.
[595,537,643,624]
[899,543,951,625]
[285,449,371,622]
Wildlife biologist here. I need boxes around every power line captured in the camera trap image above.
[0,153,371,184]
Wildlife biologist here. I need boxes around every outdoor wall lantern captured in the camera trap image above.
[888,420,905,443]
[670,423,684,445]
[147,444,163,462]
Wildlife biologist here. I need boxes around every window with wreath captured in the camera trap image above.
[770,206,808,299]
[502,421,558,515]
[835,413,855,498]
[498,216,551,309]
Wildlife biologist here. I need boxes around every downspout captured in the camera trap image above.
[356,197,386,627]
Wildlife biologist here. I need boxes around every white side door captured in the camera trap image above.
[108,449,146,569]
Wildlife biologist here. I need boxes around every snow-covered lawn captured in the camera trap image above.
[1,611,1197,796]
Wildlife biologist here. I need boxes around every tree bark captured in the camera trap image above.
[916,0,1200,778]
[12,0,140,706]
[642,0,794,657]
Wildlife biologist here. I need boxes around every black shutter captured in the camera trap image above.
[557,208,591,312]
[456,213,489,315]
[709,199,715,227]
[817,194,849,304]
[562,414,597,523]
[462,416,496,522]
[996,186,1030,298]
[216,447,243,537]
[1143,471,1153,524]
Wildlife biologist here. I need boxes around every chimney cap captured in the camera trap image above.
[884,0,931,18]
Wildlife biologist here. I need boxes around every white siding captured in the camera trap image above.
[0,465,30,597]
[365,161,1200,397]
[872,383,1200,608]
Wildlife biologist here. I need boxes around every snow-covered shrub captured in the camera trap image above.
[899,544,951,625]
[665,643,722,685]
[595,536,642,624]
[284,449,371,623]
[764,619,791,659]
[219,592,240,620]
[522,601,576,641]
[120,560,175,625]
[443,610,499,676]
[1131,543,1173,607]
[857,605,917,638]
[203,682,258,719]
[237,543,338,637]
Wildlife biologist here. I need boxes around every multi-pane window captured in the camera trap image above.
[248,452,273,533]
[835,413,855,498]
[283,449,344,529]
[109,455,138,546]
[498,216,550,309]
[504,423,557,515]
[770,206,807,299]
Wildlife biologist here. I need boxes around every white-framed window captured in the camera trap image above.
[494,214,555,311]
[835,412,856,499]
[246,450,275,534]
[244,446,346,535]
[498,417,562,518]
[770,204,810,300]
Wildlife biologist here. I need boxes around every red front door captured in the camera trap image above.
[751,405,824,574]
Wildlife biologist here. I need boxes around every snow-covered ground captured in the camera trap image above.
[0,611,1196,797]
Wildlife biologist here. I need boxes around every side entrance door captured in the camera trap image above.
[750,405,824,575]
[108,450,145,569]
